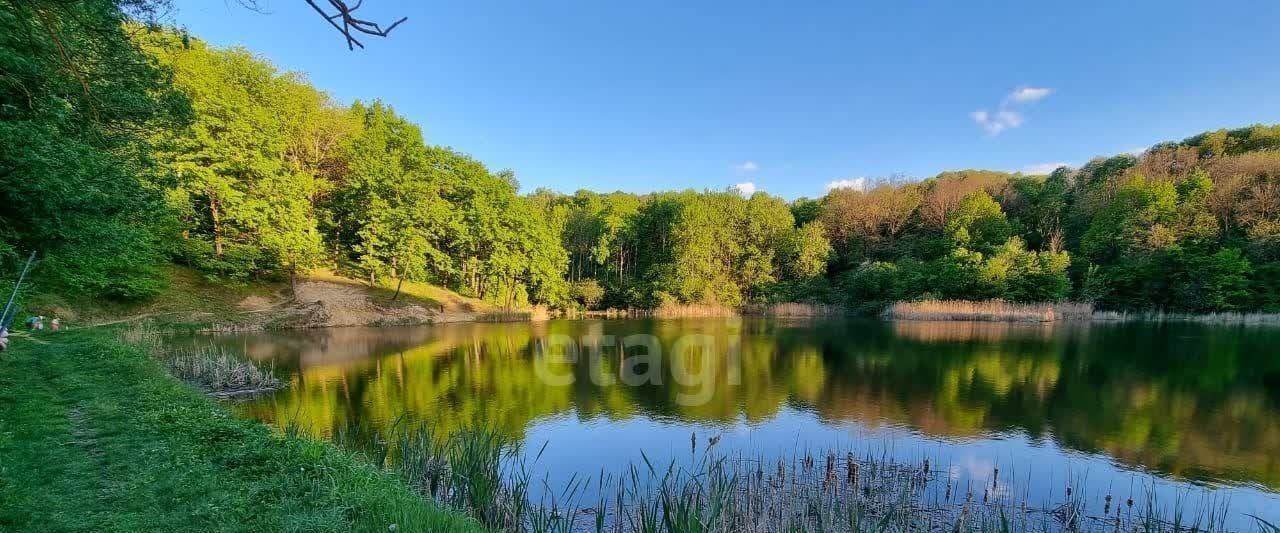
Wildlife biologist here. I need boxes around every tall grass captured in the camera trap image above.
[885,300,1094,323]
[334,425,1234,533]
[333,424,569,531]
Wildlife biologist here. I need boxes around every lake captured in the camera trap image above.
[203,318,1280,528]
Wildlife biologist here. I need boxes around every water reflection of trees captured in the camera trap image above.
[230,319,1280,489]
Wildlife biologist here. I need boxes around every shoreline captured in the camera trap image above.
[199,298,1280,332]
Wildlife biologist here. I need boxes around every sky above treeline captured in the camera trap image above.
[170,0,1280,199]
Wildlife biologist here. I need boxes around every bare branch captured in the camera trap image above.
[302,0,408,50]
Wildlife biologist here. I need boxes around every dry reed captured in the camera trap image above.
[650,303,739,318]
[743,302,846,317]
[165,345,282,396]
[120,322,283,397]
[885,300,1094,323]
[1092,310,1280,325]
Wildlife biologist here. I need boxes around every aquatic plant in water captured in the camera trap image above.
[332,424,1235,533]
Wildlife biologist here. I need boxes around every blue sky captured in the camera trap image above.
[171,0,1280,199]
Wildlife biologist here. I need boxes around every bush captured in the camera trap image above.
[571,279,604,309]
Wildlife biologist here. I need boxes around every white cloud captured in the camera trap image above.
[1019,162,1071,175]
[971,109,1024,135]
[825,177,868,192]
[731,182,757,196]
[1006,86,1052,103]
[735,161,758,172]
[971,85,1051,135]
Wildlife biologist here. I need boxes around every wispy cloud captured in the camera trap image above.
[972,86,1052,135]
[825,177,868,192]
[1006,86,1052,103]
[971,110,1024,135]
[1019,162,1071,175]
[732,182,757,196]
[735,161,759,172]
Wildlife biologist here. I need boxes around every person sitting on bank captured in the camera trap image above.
[50,317,60,332]
[25,315,43,331]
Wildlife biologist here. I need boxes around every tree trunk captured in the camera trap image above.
[392,278,404,301]
[210,195,224,258]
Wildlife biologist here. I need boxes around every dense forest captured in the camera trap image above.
[3,1,1280,313]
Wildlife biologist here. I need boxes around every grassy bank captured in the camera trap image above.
[0,330,481,532]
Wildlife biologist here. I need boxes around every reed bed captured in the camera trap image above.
[581,308,635,318]
[1092,310,1280,325]
[650,303,739,318]
[885,300,1094,323]
[334,424,1235,533]
[584,302,844,319]
[475,309,546,322]
[164,345,281,397]
[743,302,846,317]
[120,322,283,397]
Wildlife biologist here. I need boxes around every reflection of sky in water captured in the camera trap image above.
[207,318,1280,529]
[520,407,1276,529]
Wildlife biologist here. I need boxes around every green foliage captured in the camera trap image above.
[140,31,332,283]
[571,279,605,309]
[946,191,1012,253]
[1081,175,1178,264]
[1179,124,1280,157]
[982,238,1071,302]
[836,261,908,306]
[1,1,185,299]
[330,101,451,285]
[136,31,568,307]
[781,221,832,279]
[1252,261,1280,312]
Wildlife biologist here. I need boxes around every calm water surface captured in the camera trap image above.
[204,318,1280,526]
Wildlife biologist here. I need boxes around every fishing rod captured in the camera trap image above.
[1,251,36,330]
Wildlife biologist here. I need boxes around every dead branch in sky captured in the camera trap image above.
[302,0,407,50]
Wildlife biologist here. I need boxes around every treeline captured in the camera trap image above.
[541,130,1280,313]
[529,189,831,308]
[3,1,1279,313]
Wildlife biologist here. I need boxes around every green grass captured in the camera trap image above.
[0,330,483,532]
